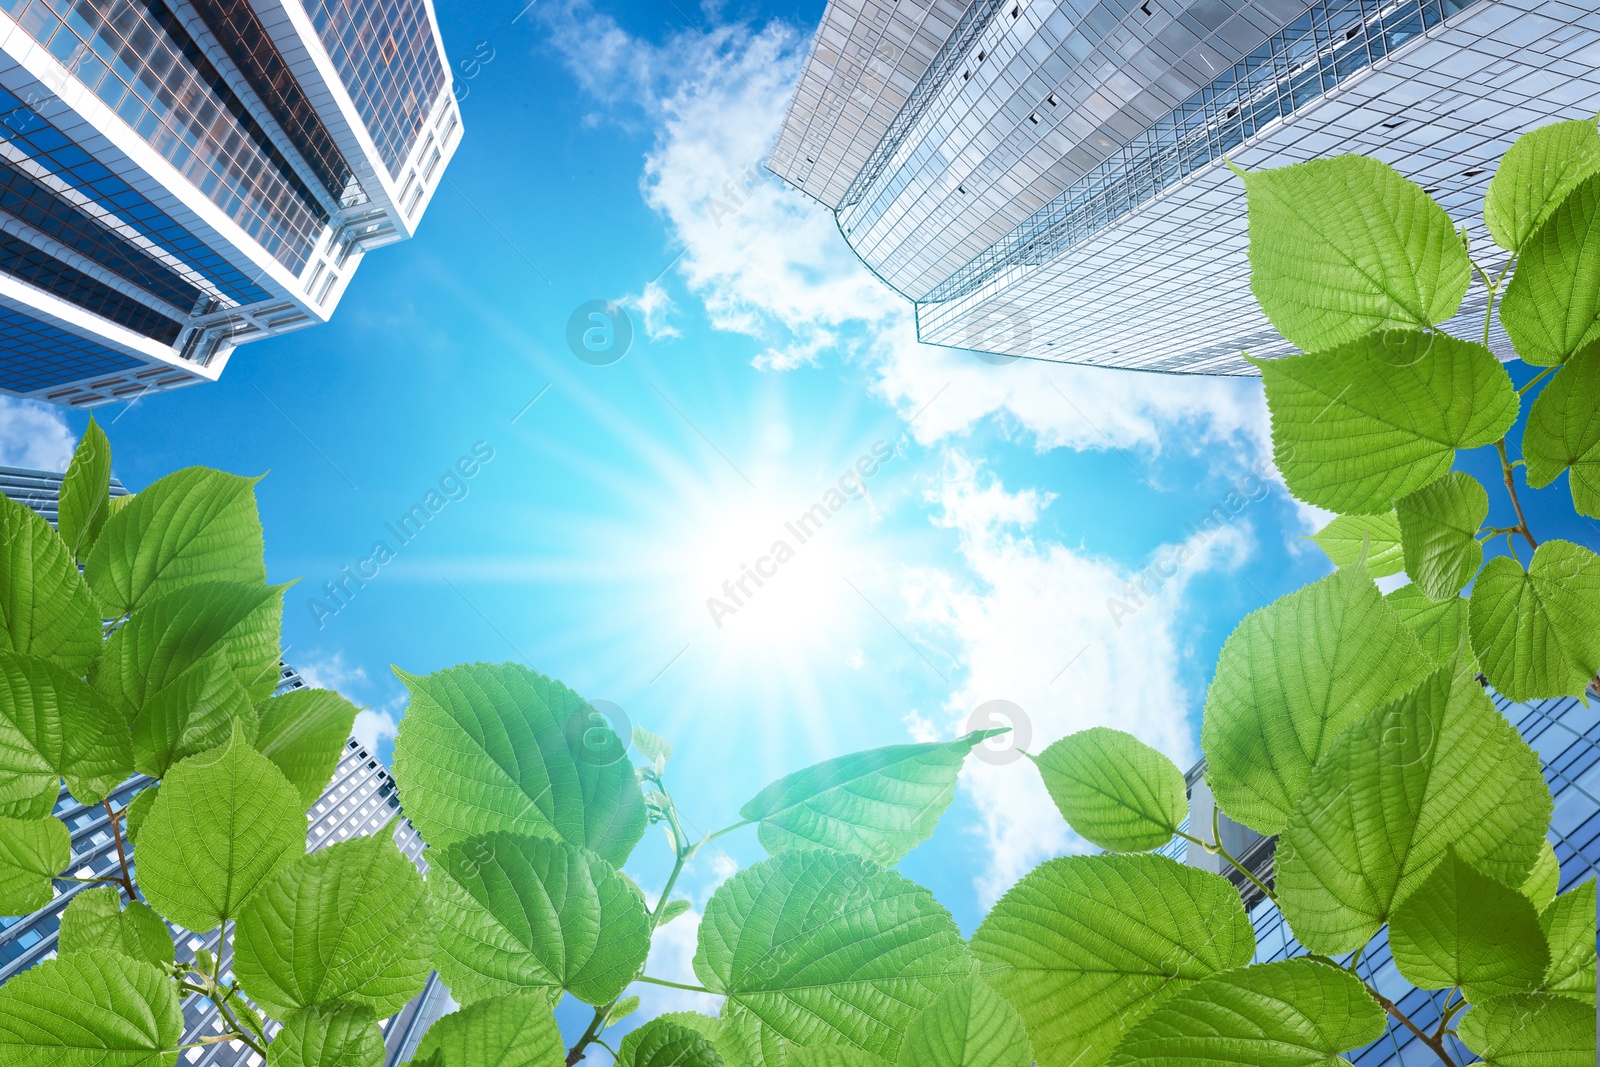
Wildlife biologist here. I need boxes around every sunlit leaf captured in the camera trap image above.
[741,729,1005,866]
[1276,668,1551,954]
[1520,839,1560,912]
[1231,154,1469,352]
[57,415,112,564]
[616,1017,724,1067]
[1458,993,1596,1066]
[1540,879,1596,1004]
[970,854,1254,1067]
[256,689,361,809]
[1469,540,1600,700]
[392,663,646,866]
[1524,339,1600,517]
[1384,585,1472,669]
[267,1002,384,1067]
[1202,564,1428,835]
[1501,173,1600,366]
[658,897,692,927]
[0,814,68,914]
[0,651,132,816]
[1308,512,1404,577]
[788,1051,889,1067]
[631,725,672,772]
[1486,117,1600,252]
[1395,472,1488,600]
[123,785,157,846]
[1031,728,1186,852]
[0,494,100,674]
[411,994,566,1067]
[0,952,183,1067]
[897,968,1032,1067]
[57,886,173,969]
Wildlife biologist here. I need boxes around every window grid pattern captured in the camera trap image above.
[0,0,329,271]
[0,229,181,341]
[301,0,445,178]
[0,464,127,525]
[0,88,272,304]
[0,302,141,392]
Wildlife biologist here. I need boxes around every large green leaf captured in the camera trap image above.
[1231,154,1469,353]
[427,830,650,1007]
[896,969,1032,1067]
[0,494,100,674]
[0,814,68,913]
[970,854,1254,1067]
[1307,512,1404,577]
[1031,728,1186,852]
[412,994,566,1067]
[1395,472,1488,600]
[740,729,1004,866]
[1389,850,1548,1000]
[256,688,361,809]
[136,732,306,931]
[1487,117,1600,252]
[616,1018,724,1067]
[0,651,132,816]
[789,1051,889,1067]
[1520,839,1561,912]
[1105,958,1385,1067]
[1458,993,1597,1066]
[57,886,173,968]
[267,1003,385,1067]
[695,849,970,1067]
[84,467,265,617]
[1251,332,1517,515]
[235,830,431,1018]
[1501,173,1600,366]
[1540,879,1596,1004]
[1201,565,1428,835]
[1524,339,1600,517]
[57,415,112,565]
[391,663,646,866]
[1276,668,1551,955]
[0,952,183,1067]
[1469,540,1600,700]
[1384,585,1471,669]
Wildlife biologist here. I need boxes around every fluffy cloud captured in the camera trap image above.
[0,397,75,470]
[294,650,400,754]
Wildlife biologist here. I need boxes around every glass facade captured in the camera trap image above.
[0,302,141,392]
[301,0,446,178]
[0,229,182,341]
[0,0,330,271]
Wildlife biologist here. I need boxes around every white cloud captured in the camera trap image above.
[0,397,75,471]
[294,650,401,753]
[622,278,682,342]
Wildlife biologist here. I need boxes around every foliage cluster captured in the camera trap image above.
[0,119,1598,1067]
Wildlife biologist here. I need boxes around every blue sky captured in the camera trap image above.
[2,0,1592,1042]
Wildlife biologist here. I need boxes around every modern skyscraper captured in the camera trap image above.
[0,468,452,1066]
[770,0,1600,373]
[0,0,461,406]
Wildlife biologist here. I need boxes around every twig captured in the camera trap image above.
[1495,440,1538,552]
[104,800,136,900]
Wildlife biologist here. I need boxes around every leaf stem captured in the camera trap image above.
[1494,440,1538,553]
[635,974,714,993]
[565,1006,606,1066]
[1175,829,1277,906]
[1517,366,1555,395]
[104,799,137,901]
[1366,985,1458,1067]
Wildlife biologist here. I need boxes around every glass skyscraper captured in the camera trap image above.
[0,0,461,407]
[771,0,1599,373]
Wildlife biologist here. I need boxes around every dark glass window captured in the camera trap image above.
[0,230,182,342]
[0,303,142,394]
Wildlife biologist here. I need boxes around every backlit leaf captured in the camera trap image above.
[1031,728,1186,852]
[1384,585,1472,669]
[0,814,68,914]
[267,1003,384,1067]
[1395,472,1488,600]
[1276,668,1551,954]
[1458,993,1596,1066]
[1468,540,1600,700]
[1201,565,1428,835]
[57,886,173,968]
[57,415,112,564]
[1252,332,1517,515]
[1540,880,1596,1004]
[412,994,566,1067]
[1520,839,1560,912]
[631,725,672,772]
[1524,339,1600,517]
[740,729,1006,865]
[1308,512,1403,577]
[897,969,1032,1067]
[1486,117,1600,252]
[0,651,132,816]
[0,952,183,1067]
[971,854,1254,1067]
[256,688,361,809]
[1501,173,1600,366]
[0,494,100,674]
[789,1051,888,1067]
[616,1017,724,1067]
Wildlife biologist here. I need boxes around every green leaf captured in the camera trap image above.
[84,466,266,617]
[616,1018,725,1067]
[256,688,361,809]
[0,651,132,816]
[1252,331,1518,515]
[235,830,431,1018]
[428,830,650,1007]
[632,725,673,772]
[1540,879,1596,1004]
[740,729,1004,866]
[788,1051,889,1067]
[1389,850,1549,1000]
[1469,540,1600,700]
[1520,839,1561,912]
[896,969,1032,1067]
[1201,564,1428,835]
[58,415,112,564]
[1231,154,1469,352]
[0,814,68,913]
[1524,339,1600,517]
[123,785,157,846]
[695,849,970,1067]
[267,1003,385,1067]
[1276,668,1551,954]
[1501,173,1600,366]
[412,994,566,1067]
[970,854,1255,1067]
[604,995,640,1028]
[391,663,646,866]
[1395,471,1489,600]
[0,952,183,1067]
[1105,958,1385,1067]
[1307,512,1404,577]
[0,494,100,674]
[659,897,692,926]
[136,732,306,931]
[1385,585,1472,669]
[1031,728,1186,852]
[1458,993,1597,1066]
[58,886,173,968]
[1487,117,1600,252]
